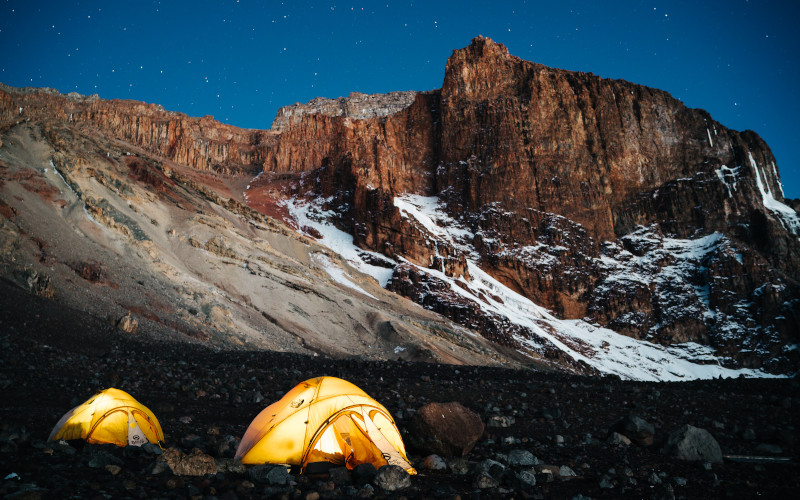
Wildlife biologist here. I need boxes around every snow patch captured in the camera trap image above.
[715,165,740,198]
[749,152,800,235]
[706,128,713,147]
[312,253,377,299]
[284,198,395,286]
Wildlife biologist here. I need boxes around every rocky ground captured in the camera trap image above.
[0,281,797,499]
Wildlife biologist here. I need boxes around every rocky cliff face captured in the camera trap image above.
[257,37,800,372]
[0,83,275,174]
[1,37,798,375]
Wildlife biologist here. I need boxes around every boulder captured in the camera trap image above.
[373,465,411,491]
[610,415,655,446]
[160,448,217,476]
[407,401,484,456]
[662,425,723,463]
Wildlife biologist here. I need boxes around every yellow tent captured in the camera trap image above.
[235,376,416,474]
[49,388,164,447]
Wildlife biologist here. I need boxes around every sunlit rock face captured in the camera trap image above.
[257,37,799,373]
[2,36,798,376]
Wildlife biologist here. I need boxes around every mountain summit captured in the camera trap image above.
[1,37,798,379]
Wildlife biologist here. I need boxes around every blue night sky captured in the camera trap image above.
[2,1,798,198]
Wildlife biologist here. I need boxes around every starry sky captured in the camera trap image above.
[1,1,798,198]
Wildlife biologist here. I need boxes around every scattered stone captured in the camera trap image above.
[355,484,375,498]
[558,465,577,480]
[160,447,218,476]
[216,458,246,475]
[422,454,447,470]
[104,464,122,475]
[247,464,291,485]
[328,466,352,484]
[474,459,505,478]
[373,465,411,491]
[742,428,757,440]
[507,449,538,467]
[610,415,655,446]
[487,415,515,428]
[514,469,537,489]
[446,457,470,475]
[87,449,123,469]
[662,425,723,464]
[606,432,632,446]
[473,471,499,489]
[116,312,138,334]
[407,401,485,456]
[599,475,615,489]
[141,443,163,455]
[351,463,377,485]
[555,434,565,444]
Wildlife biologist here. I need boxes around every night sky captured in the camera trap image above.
[1,1,798,198]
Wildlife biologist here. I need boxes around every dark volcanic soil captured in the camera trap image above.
[1,281,797,499]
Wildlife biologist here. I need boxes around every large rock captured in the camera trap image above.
[407,401,485,457]
[373,465,411,491]
[609,415,655,446]
[160,448,218,476]
[662,425,723,464]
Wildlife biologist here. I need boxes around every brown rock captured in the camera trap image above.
[160,447,218,476]
[407,401,484,457]
[116,312,138,334]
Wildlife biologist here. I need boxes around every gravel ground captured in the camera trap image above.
[1,281,797,499]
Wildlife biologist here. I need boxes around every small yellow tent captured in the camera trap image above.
[235,376,416,474]
[49,388,164,447]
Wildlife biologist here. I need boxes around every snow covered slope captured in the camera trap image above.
[285,194,783,381]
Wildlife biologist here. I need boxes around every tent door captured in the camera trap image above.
[127,411,148,446]
[360,409,413,472]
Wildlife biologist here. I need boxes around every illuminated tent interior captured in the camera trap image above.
[235,376,416,474]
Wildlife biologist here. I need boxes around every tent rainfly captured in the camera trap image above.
[235,376,416,474]
[49,388,164,447]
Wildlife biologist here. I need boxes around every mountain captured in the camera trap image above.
[1,37,798,379]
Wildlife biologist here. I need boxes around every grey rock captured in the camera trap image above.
[474,458,505,478]
[328,466,352,485]
[422,454,447,471]
[742,428,757,440]
[216,458,246,475]
[487,415,515,428]
[373,465,411,491]
[447,457,470,475]
[558,465,577,479]
[662,425,723,464]
[141,443,163,455]
[87,450,123,469]
[516,469,537,488]
[606,432,632,447]
[355,484,375,498]
[247,464,291,485]
[352,463,377,485]
[599,475,615,489]
[610,414,655,446]
[507,449,538,467]
[472,471,499,489]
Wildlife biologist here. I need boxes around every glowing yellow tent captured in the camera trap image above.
[48,388,164,447]
[235,377,416,474]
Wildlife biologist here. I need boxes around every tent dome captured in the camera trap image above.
[235,376,416,474]
[49,388,164,447]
